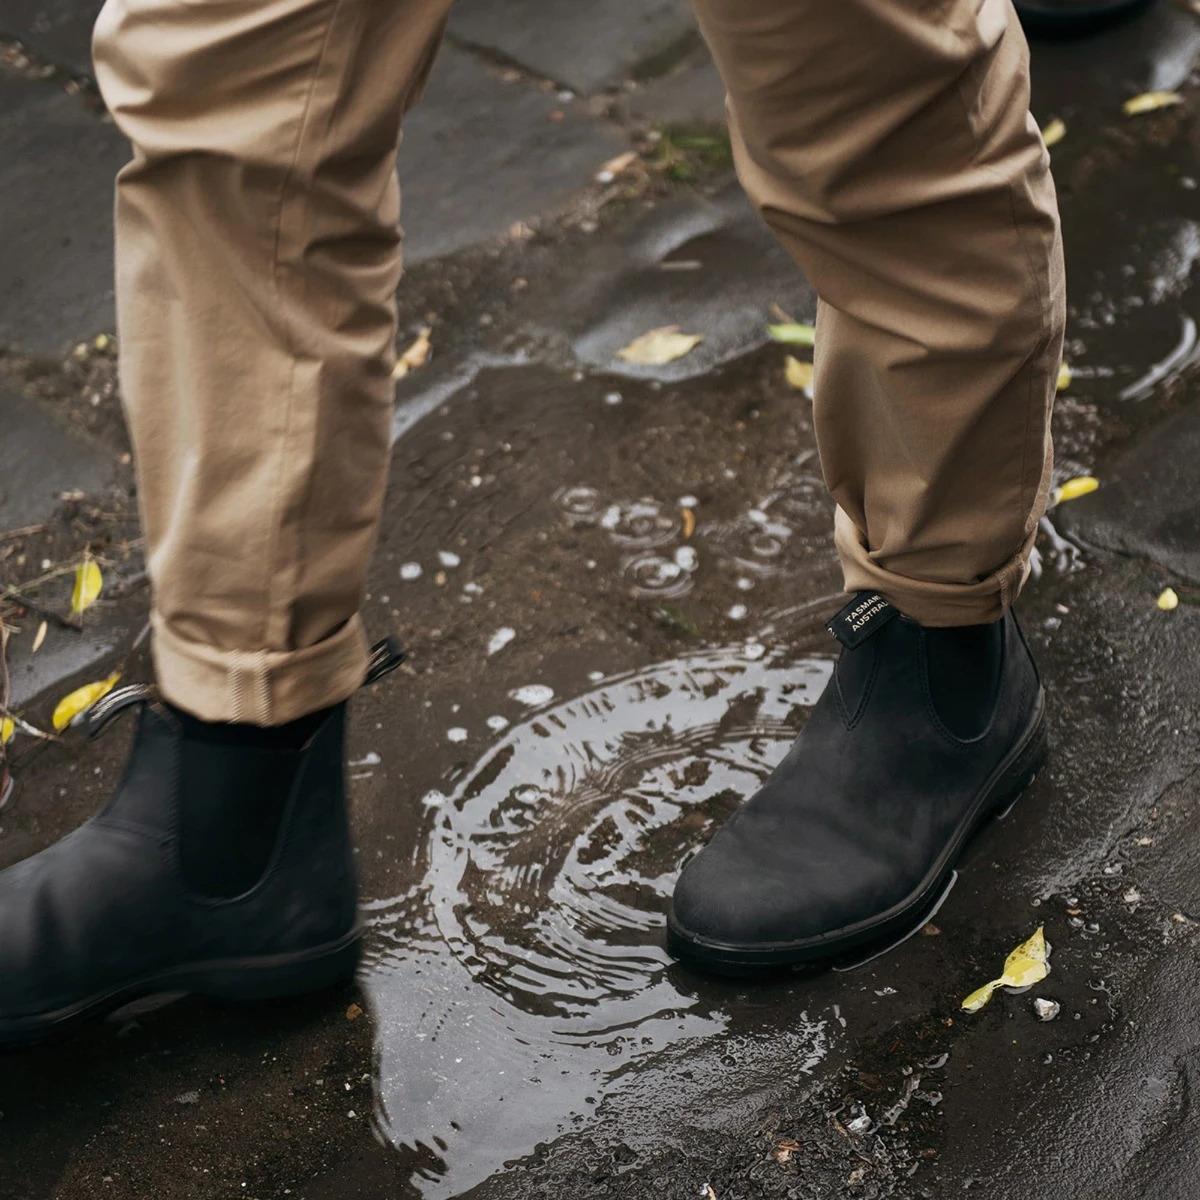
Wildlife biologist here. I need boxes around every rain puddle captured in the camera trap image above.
[363,603,840,1196]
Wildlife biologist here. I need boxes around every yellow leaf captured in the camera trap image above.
[70,556,103,617]
[32,620,47,654]
[1054,475,1099,504]
[784,355,814,394]
[616,325,703,366]
[1056,362,1072,391]
[767,322,817,347]
[681,507,696,539]
[52,672,120,732]
[962,926,1051,1013]
[1,717,13,745]
[1042,118,1067,148]
[391,327,432,381]
[1158,587,1180,612]
[1123,91,1183,116]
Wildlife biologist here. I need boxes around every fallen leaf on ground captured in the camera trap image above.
[1056,362,1072,391]
[961,926,1051,1013]
[772,1139,802,1164]
[1123,90,1183,116]
[703,1187,718,1200]
[596,150,638,181]
[616,325,703,366]
[32,620,47,653]
[0,717,13,745]
[346,1002,364,1020]
[1042,117,1067,147]
[70,555,103,618]
[681,507,696,539]
[52,672,121,732]
[391,327,432,381]
[768,322,817,347]
[785,356,814,394]
[1054,475,1099,504]
[1158,587,1180,611]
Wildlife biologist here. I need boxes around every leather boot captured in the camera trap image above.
[667,593,1046,973]
[0,639,402,1044]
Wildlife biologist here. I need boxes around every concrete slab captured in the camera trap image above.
[5,599,146,712]
[0,73,126,354]
[1,0,102,76]
[0,387,111,530]
[618,45,726,128]
[1059,403,1200,585]
[399,46,628,264]
[546,182,815,380]
[449,0,697,94]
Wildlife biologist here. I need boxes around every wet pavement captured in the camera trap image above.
[3,2,1200,1198]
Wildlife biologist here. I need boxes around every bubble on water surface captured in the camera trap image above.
[622,550,691,598]
[597,498,678,548]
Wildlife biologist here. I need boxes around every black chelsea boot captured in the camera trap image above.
[668,593,1046,973]
[0,640,403,1044]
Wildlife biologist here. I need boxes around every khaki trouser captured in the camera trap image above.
[92,0,1064,726]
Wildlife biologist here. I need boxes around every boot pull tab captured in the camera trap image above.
[84,684,156,739]
[826,591,900,650]
[363,637,406,688]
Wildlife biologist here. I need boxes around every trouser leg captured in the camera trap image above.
[92,0,451,723]
[689,0,1065,625]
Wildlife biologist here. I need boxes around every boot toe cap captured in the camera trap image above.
[671,835,847,949]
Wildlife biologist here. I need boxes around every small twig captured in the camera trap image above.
[0,707,55,741]
[0,560,78,601]
[0,622,9,717]
[128,619,151,656]
[0,524,46,543]
[0,589,79,631]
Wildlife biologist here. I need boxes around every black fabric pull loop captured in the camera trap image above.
[85,684,155,739]
[363,637,406,687]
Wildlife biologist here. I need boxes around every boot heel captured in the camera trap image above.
[991,705,1048,821]
[195,930,362,1003]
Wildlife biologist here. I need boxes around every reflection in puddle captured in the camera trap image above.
[365,619,837,1196]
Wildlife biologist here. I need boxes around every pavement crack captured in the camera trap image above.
[442,33,579,96]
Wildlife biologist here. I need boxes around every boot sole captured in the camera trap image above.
[666,689,1048,976]
[0,926,362,1048]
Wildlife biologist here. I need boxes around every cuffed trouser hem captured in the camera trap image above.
[835,507,1034,628]
[152,613,371,726]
